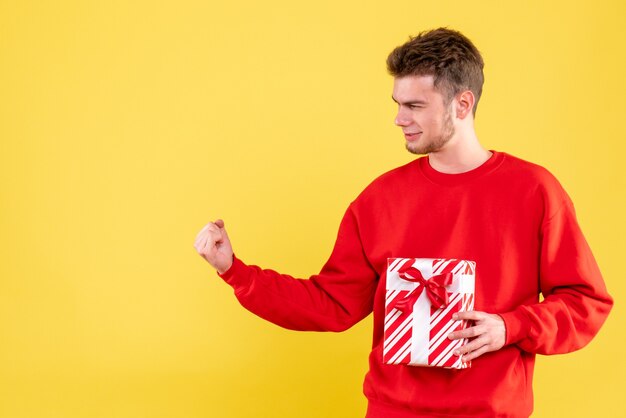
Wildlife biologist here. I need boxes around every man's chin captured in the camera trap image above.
[405,142,429,155]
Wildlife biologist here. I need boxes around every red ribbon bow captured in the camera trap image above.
[392,264,454,312]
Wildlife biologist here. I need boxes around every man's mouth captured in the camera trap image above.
[404,132,422,140]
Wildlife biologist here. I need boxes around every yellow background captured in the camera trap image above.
[1,1,624,417]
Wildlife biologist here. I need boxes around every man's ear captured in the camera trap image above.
[455,90,475,120]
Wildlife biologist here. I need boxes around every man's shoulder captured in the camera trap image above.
[497,151,574,210]
[362,158,422,190]
[498,151,563,186]
[374,157,423,182]
[348,157,422,207]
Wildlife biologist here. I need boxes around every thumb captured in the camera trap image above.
[214,219,231,243]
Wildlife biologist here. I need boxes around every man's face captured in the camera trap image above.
[392,75,455,155]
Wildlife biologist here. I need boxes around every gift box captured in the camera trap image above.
[383,258,476,369]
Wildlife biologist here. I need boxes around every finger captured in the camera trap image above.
[206,223,222,235]
[193,235,207,250]
[202,223,221,239]
[448,324,486,340]
[195,225,216,248]
[195,231,210,248]
[205,229,223,248]
[215,219,225,228]
[197,229,221,255]
[196,221,222,241]
[454,335,487,355]
[461,344,490,362]
[195,224,212,241]
[453,310,486,321]
[195,234,209,253]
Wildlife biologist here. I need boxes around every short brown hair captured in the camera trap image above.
[386,27,485,116]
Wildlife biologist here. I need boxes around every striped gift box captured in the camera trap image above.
[383,258,476,369]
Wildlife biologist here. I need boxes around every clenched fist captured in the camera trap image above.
[193,219,234,274]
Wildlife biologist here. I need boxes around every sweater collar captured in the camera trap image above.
[418,150,505,186]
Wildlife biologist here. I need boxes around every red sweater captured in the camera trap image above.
[218,150,613,417]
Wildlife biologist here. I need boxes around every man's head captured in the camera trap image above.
[387,27,484,116]
[387,28,484,155]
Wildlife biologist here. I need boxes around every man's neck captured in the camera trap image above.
[427,133,492,174]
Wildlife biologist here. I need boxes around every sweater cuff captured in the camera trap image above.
[217,254,253,289]
[498,307,532,346]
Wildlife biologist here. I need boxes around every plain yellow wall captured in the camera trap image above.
[1,1,624,417]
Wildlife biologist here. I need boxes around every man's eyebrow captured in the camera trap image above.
[391,95,428,105]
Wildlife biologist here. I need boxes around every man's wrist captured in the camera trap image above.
[217,253,236,278]
[498,308,531,346]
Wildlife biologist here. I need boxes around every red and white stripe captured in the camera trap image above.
[383,258,476,369]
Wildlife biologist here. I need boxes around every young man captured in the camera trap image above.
[194,28,613,417]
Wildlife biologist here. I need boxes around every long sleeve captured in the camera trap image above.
[217,204,379,332]
[499,194,613,354]
[209,151,615,417]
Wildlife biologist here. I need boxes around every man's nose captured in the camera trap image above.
[394,106,412,127]
[395,112,411,127]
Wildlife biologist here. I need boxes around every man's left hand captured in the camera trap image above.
[447,311,506,362]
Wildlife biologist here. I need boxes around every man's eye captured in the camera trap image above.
[409,105,422,109]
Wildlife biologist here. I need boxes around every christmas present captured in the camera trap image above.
[383,257,476,369]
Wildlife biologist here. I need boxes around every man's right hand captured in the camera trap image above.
[194,219,234,274]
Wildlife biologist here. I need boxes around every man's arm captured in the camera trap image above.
[194,205,379,332]
[449,196,613,360]
[496,197,613,354]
